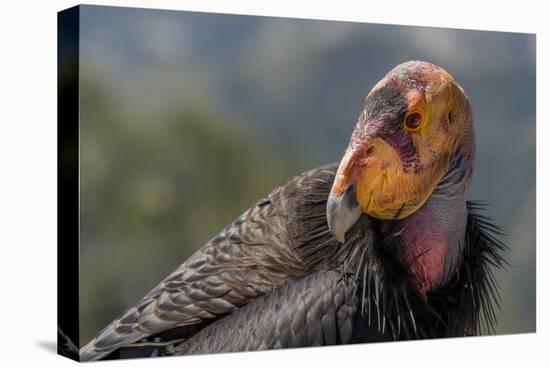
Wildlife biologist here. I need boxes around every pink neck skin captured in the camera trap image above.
[400,203,448,296]
[398,142,473,296]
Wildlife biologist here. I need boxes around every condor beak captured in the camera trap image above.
[327,182,362,243]
[327,150,363,243]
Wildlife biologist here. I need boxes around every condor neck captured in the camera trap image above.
[397,147,474,296]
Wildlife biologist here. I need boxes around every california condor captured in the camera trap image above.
[79,60,507,361]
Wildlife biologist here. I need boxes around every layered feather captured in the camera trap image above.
[80,164,507,360]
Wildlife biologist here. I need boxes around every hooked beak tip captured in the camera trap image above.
[333,231,346,244]
[327,182,362,244]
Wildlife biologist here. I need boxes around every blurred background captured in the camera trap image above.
[78,5,535,345]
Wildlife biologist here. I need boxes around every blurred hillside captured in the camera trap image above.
[78,5,536,345]
[79,71,303,344]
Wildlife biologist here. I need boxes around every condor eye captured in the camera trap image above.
[404,111,423,131]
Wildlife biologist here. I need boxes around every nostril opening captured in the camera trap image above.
[344,181,357,198]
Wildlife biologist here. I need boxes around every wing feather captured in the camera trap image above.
[171,269,358,354]
[80,165,338,361]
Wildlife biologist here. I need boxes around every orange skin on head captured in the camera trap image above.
[332,62,470,220]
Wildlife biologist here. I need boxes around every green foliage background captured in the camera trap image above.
[79,72,303,344]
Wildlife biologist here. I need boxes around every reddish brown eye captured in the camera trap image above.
[404,112,423,131]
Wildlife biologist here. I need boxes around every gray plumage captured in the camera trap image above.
[80,164,506,361]
[80,61,508,361]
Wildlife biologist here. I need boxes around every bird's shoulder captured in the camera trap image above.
[80,163,341,360]
[173,268,359,354]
